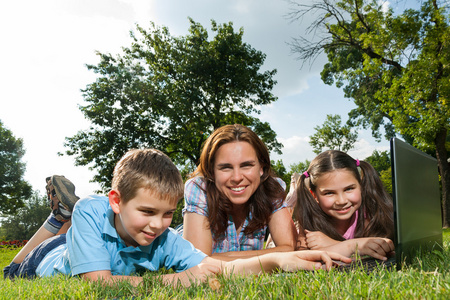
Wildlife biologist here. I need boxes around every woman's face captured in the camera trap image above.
[213,141,263,208]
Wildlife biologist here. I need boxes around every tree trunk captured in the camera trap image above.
[435,128,450,228]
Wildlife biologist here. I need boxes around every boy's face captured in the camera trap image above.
[109,187,177,247]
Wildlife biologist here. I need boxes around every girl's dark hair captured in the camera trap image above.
[190,124,285,240]
[294,150,394,241]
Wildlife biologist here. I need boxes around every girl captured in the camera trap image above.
[182,124,297,260]
[295,150,395,260]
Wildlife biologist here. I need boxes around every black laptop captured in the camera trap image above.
[336,137,443,272]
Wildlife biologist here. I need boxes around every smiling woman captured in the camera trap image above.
[182,124,297,261]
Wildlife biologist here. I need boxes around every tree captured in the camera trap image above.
[0,192,49,240]
[290,159,312,174]
[271,159,312,192]
[364,150,392,193]
[62,18,282,191]
[364,150,390,174]
[0,120,32,214]
[271,159,291,190]
[289,0,450,226]
[309,114,358,154]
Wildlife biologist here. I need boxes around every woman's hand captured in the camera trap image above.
[304,230,340,249]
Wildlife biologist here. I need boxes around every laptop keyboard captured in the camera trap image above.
[335,256,397,273]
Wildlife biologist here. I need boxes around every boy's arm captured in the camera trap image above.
[80,270,143,286]
[80,264,221,288]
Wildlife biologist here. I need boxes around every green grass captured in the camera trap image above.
[1,231,450,299]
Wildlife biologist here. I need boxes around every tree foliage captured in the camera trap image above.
[309,114,358,154]
[364,149,391,174]
[0,192,49,240]
[271,159,291,189]
[0,120,32,214]
[290,159,312,174]
[364,149,392,193]
[289,0,450,226]
[62,19,282,191]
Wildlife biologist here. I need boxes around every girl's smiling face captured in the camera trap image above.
[213,141,263,208]
[313,169,362,233]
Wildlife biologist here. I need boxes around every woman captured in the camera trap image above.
[182,124,297,260]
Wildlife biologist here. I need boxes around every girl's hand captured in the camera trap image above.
[304,230,340,249]
[353,237,395,261]
[276,250,352,272]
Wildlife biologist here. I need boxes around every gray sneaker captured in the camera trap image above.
[46,175,80,221]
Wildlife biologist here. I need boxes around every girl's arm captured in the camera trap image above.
[304,230,341,250]
[305,231,395,260]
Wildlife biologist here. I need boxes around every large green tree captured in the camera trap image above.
[63,18,282,191]
[0,192,49,240]
[0,120,32,214]
[289,0,450,226]
[309,114,358,154]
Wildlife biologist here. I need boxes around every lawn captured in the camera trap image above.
[1,230,450,299]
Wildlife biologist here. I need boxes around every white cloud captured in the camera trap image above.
[271,135,315,168]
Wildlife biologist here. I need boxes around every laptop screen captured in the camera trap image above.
[390,138,442,262]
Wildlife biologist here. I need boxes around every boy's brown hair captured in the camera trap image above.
[112,149,183,204]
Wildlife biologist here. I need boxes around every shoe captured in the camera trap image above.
[46,175,79,222]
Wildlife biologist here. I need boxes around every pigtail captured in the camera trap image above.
[358,160,394,239]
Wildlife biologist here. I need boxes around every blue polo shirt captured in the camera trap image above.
[36,195,206,277]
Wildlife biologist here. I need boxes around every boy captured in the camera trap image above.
[4,149,349,286]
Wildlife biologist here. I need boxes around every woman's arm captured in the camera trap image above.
[205,250,352,274]
[184,209,297,261]
[183,212,214,255]
[266,207,297,251]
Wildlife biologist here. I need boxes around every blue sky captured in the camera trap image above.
[0,0,390,198]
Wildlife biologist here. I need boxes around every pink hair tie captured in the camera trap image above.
[356,159,362,176]
[303,171,309,178]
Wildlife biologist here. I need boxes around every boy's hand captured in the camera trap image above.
[166,262,221,287]
[277,250,352,272]
[304,230,340,249]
